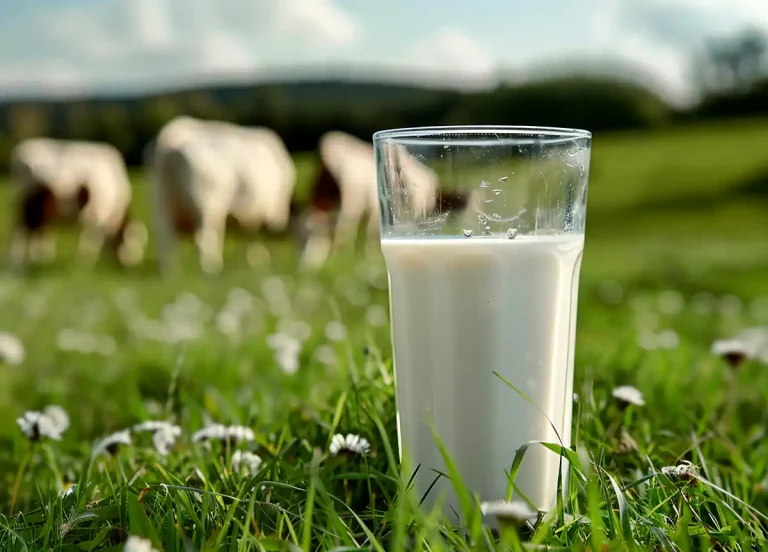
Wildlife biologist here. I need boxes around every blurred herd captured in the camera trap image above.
[6,119,399,275]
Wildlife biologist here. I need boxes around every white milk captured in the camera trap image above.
[381,234,584,518]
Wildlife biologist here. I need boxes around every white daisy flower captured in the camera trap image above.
[315,345,337,366]
[0,331,25,365]
[124,535,159,552]
[278,319,312,342]
[192,424,228,443]
[226,288,255,314]
[636,330,658,351]
[93,429,132,457]
[267,333,302,375]
[192,424,255,444]
[660,460,699,483]
[480,500,538,526]
[60,482,76,498]
[232,450,263,475]
[246,242,271,268]
[133,421,182,456]
[153,426,181,456]
[637,329,679,351]
[261,277,292,316]
[329,433,370,456]
[276,345,300,375]
[227,425,256,443]
[215,309,241,336]
[657,290,684,315]
[656,329,679,350]
[718,294,743,318]
[612,385,645,407]
[711,327,768,367]
[365,305,389,327]
[325,321,347,342]
[17,405,70,441]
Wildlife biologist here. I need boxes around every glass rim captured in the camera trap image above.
[373,125,592,145]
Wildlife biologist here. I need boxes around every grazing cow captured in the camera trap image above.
[147,116,297,274]
[7,138,147,268]
[297,131,467,269]
[295,131,378,270]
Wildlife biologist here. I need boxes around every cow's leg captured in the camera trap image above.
[299,232,333,271]
[76,226,106,265]
[7,226,30,269]
[29,231,57,265]
[195,209,226,275]
[332,192,364,256]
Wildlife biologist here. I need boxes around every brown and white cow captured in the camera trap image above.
[296,131,468,269]
[147,116,297,274]
[7,138,147,269]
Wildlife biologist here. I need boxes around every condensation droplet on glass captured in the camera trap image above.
[480,180,489,188]
[463,229,473,238]
[507,228,518,239]
[498,176,508,183]
[579,164,584,172]
[493,189,502,195]
[484,225,491,231]
[484,199,493,203]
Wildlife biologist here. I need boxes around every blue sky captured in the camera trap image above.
[0,0,765,104]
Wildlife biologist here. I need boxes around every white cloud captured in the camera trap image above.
[275,0,360,48]
[129,0,175,51]
[199,33,260,75]
[588,0,768,105]
[0,0,361,97]
[407,28,497,90]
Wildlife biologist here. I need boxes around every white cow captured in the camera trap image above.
[7,138,147,268]
[297,131,442,270]
[147,116,296,274]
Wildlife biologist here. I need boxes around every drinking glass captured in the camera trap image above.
[373,126,591,519]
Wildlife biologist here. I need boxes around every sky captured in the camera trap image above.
[0,0,766,105]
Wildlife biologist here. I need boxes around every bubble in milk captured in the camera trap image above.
[463,229,473,238]
[507,228,518,239]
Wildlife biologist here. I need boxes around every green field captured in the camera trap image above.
[1,119,768,550]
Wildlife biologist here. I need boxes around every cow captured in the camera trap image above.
[146,116,297,274]
[296,131,467,269]
[7,138,147,269]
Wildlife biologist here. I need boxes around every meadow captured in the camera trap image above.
[0,119,767,550]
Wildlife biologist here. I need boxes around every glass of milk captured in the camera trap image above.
[372,126,591,520]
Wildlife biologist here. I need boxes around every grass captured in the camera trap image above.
[0,119,768,550]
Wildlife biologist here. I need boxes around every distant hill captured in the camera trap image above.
[0,75,679,170]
